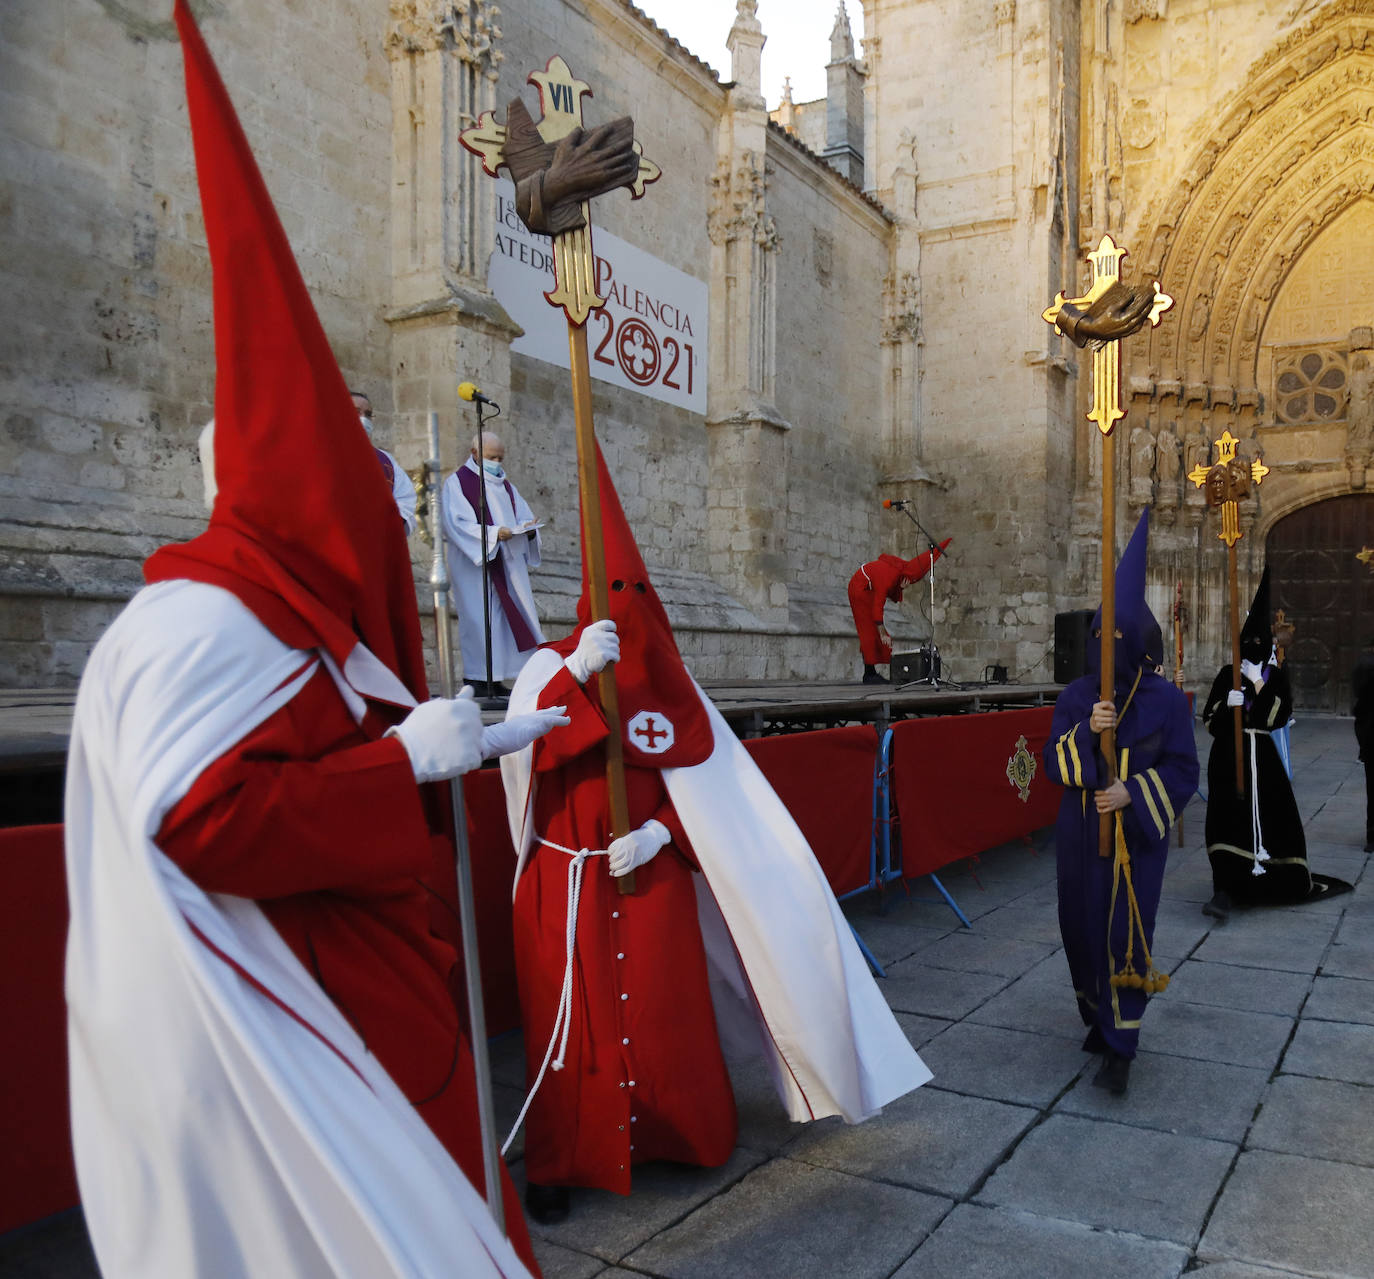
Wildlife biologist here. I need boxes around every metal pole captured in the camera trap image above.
[425,411,506,1233]
[474,402,495,693]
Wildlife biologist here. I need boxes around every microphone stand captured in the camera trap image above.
[423,411,506,1234]
[889,503,960,690]
[471,399,506,709]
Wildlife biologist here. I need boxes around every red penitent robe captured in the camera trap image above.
[847,555,908,664]
[514,663,737,1193]
[156,665,539,1275]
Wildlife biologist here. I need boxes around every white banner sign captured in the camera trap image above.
[488,180,707,415]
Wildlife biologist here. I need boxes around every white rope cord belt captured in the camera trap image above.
[1245,727,1272,876]
[501,836,608,1156]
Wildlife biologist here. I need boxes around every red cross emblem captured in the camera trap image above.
[628,709,675,755]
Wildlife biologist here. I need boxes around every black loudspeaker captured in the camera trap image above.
[892,650,940,682]
[1054,609,1095,683]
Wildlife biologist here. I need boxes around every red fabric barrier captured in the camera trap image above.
[743,725,878,897]
[891,707,1061,878]
[0,824,79,1232]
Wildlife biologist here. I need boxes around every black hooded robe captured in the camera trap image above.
[1202,662,1312,902]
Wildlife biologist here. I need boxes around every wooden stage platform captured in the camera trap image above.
[700,678,1061,735]
[0,679,1064,768]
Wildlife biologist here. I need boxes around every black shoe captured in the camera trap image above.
[524,1181,570,1225]
[1092,1051,1131,1096]
[1202,891,1232,921]
[862,671,890,685]
[1082,1027,1107,1054]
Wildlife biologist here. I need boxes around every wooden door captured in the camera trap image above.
[1266,494,1374,712]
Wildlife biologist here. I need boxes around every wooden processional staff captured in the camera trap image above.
[460,59,661,894]
[1188,430,1270,796]
[1042,236,1172,854]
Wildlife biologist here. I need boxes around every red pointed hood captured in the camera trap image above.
[145,1,426,701]
[902,538,951,585]
[553,444,713,769]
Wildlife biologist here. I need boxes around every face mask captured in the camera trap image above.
[359,414,374,439]
[482,458,505,479]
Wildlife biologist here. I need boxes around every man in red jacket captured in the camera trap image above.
[847,541,951,684]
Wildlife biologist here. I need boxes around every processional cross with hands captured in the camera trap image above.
[460,58,660,894]
[1042,235,1173,854]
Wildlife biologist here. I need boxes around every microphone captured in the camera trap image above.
[883,498,910,510]
[458,381,500,410]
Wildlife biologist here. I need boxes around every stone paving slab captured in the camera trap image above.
[968,900,1069,946]
[1161,959,1312,1017]
[1281,1019,1374,1085]
[622,1158,949,1279]
[879,956,1011,1020]
[915,1021,1088,1108]
[914,930,1059,979]
[728,1056,806,1157]
[890,1203,1190,1279]
[1160,864,1217,903]
[845,913,951,966]
[1323,932,1374,980]
[1302,974,1374,1026]
[532,1238,608,1279]
[894,1010,955,1048]
[515,1148,766,1264]
[1140,999,1295,1071]
[1192,909,1339,974]
[978,1113,1237,1245]
[1200,1149,1374,1277]
[1150,896,1219,956]
[1186,1264,1327,1279]
[1249,1073,1374,1168]
[784,1085,1038,1199]
[1056,1049,1269,1145]
[965,955,1085,1039]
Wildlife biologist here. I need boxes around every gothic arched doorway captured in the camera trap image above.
[1267,495,1374,712]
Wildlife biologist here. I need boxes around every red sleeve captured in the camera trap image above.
[157,690,434,900]
[531,662,612,773]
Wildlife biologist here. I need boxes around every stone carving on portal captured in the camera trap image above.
[1348,326,1374,488]
[1154,422,1181,523]
[1128,423,1156,510]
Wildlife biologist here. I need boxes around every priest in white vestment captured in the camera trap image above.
[442,433,545,689]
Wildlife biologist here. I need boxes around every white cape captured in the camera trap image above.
[65,580,532,1279]
[501,648,932,1125]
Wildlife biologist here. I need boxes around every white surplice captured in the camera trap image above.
[441,458,544,683]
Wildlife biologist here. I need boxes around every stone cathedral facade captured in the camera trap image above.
[4,0,1374,708]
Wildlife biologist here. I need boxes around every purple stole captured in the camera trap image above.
[456,465,539,650]
[374,447,395,486]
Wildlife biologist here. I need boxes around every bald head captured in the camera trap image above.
[470,433,505,464]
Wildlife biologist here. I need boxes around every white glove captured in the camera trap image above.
[480,706,570,760]
[566,619,620,685]
[1226,689,1245,708]
[388,688,484,782]
[607,819,670,877]
[1240,659,1264,688]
